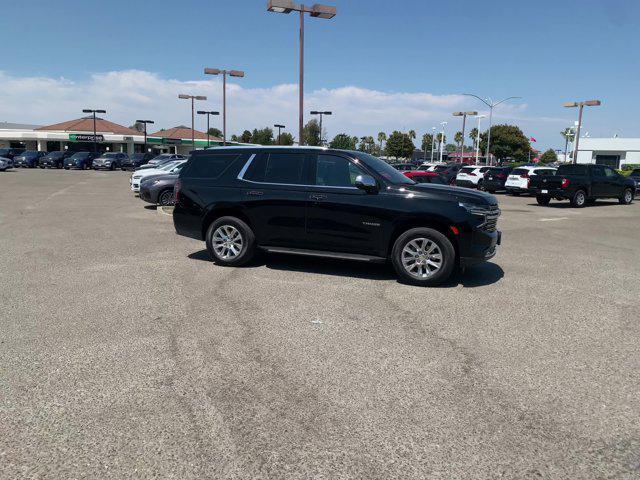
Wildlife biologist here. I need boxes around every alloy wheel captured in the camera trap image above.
[624,189,633,203]
[401,238,443,279]
[212,225,243,260]
[159,190,174,206]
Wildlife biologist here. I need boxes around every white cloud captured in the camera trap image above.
[0,70,563,145]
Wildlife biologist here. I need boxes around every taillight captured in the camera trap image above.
[174,179,182,203]
[520,173,529,179]
[497,173,506,179]
[561,178,570,189]
[469,172,477,176]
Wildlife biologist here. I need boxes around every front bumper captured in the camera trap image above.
[460,230,501,267]
[139,186,155,203]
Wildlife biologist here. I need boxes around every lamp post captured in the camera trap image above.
[438,121,447,163]
[267,0,336,146]
[309,110,331,145]
[197,111,220,148]
[430,127,436,163]
[274,124,286,144]
[204,68,245,146]
[474,115,486,164]
[452,111,477,164]
[135,119,154,153]
[178,94,207,149]
[82,109,106,153]
[564,100,601,164]
[463,94,521,165]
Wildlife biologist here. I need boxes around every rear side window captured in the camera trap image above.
[460,167,474,173]
[187,153,239,179]
[512,168,528,175]
[244,153,306,184]
[557,164,587,175]
[534,169,555,176]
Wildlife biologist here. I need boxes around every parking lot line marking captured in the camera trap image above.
[539,217,569,222]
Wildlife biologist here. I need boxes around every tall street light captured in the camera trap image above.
[564,100,601,164]
[464,94,521,165]
[267,0,337,146]
[309,110,331,145]
[82,109,106,154]
[204,68,245,146]
[452,111,477,164]
[178,94,207,149]
[274,124,286,144]
[439,121,447,163]
[430,126,436,162]
[135,119,154,153]
[197,110,220,148]
[474,115,486,164]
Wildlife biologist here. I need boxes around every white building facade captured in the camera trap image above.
[576,138,640,169]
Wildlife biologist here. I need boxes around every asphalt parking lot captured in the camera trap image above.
[1,169,639,479]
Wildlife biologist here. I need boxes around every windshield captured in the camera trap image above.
[21,151,39,157]
[45,152,64,158]
[433,165,449,172]
[70,152,89,159]
[100,153,120,158]
[351,152,414,184]
[159,161,180,171]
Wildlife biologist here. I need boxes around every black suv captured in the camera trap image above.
[121,152,155,170]
[39,150,73,168]
[173,147,502,286]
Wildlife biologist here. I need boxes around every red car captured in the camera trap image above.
[403,170,447,184]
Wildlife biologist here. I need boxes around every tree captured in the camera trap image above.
[408,129,416,140]
[329,133,358,150]
[444,143,457,153]
[358,136,376,154]
[561,127,575,161]
[240,130,252,143]
[377,132,387,152]
[129,122,144,133]
[454,131,463,148]
[469,127,479,146]
[303,119,321,146]
[278,132,295,146]
[207,127,222,138]
[421,133,434,153]
[385,130,415,159]
[230,134,240,142]
[251,127,274,145]
[539,149,558,164]
[478,124,531,162]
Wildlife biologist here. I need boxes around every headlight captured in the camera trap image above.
[458,202,489,216]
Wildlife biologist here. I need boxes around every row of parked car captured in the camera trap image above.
[0,148,187,171]
[395,161,639,208]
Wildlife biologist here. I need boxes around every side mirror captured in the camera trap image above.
[354,174,378,193]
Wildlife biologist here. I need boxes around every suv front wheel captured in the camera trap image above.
[391,227,455,286]
[206,216,256,266]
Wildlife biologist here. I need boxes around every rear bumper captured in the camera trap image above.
[532,187,567,198]
[505,186,532,194]
[482,179,505,191]
[455,179,477,188]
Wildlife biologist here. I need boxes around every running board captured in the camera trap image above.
[261,246,387,263]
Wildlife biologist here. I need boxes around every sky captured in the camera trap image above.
[1,0,639,151]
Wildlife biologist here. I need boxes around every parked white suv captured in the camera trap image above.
[505,166,556,195]
[130,160,186,192]
[455,166,492,188]
[418,162,446,171]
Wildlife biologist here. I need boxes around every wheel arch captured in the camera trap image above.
[201,205,253,240]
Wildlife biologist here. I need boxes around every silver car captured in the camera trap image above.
[0,157,10,171]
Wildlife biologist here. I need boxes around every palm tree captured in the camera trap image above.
[454,131,463,147]
[377,131,387,153]
[561,127,575,162]
[408,129,416,140]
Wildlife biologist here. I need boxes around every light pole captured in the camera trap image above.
[452,111,477,164]
[204,68,245,146]
[82,109,106,154]
[464,94,521,165]
[267,0,336,146]
[135,119,154,153]
[430,127,436,163]
[474,115,486,164]
[438,121,447,163]
[178,94,207,149]
[564,100,601,164]
[309,110,331,145]
[274,124,286,144]
[197,111,220,148]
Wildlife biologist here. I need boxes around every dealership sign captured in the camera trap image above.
[69,134,104,142]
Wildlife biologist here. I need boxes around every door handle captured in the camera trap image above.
[309,193,327,201]
[246,190,263,196]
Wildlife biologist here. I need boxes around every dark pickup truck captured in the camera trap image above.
[531,164,635,207]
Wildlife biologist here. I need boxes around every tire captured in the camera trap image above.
[536,195,551,206]
[570,189,587,208]
[64,167,69,170]
[157,189,174,206]
[205,216,256,267]
[619,188,634,205]
[477,181,484,191]
[391,227,455,287]
[110,163,115,171]
[511,191,520,196]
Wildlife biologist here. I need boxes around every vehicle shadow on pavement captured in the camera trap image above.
[188,249,504,287]
[528,201,622,208]
[143,205,157,210]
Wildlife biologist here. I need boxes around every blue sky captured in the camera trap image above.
[1,0,639,150]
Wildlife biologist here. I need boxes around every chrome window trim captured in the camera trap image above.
[236,153,256,180]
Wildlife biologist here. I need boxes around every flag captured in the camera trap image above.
[530,137,537,142]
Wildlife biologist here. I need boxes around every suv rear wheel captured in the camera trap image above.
[391,227,455,286]
[570,189,587,208]
[206,216,255,266]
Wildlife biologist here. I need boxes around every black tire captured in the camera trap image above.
[570,189,587,208]
[157,189,175,206]
[619,188,634,205]
[391,227,456,287]
[536,195,551,206]
[477,181,485,191]
[64,167,69,170]
[110,163,115,171]
[205,216,256,267]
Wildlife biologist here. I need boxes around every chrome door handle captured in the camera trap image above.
[247,190,263,196]
[309,193,327,200]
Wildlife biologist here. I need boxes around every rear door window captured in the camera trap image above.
[244,152,306,185]
[511,168,528,175]
[186,153,240,179]
[459,167,475,174]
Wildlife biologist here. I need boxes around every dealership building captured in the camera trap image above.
[576,137,640,168]
[0,118,225,156]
